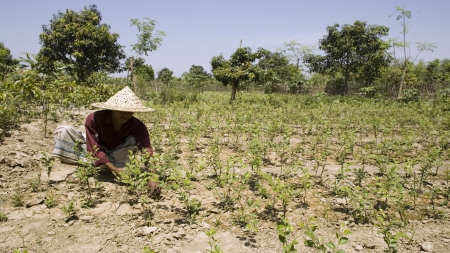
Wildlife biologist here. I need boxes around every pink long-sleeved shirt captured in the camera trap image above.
[85,110,153,166]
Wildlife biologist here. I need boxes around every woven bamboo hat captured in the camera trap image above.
[91,86,155,112]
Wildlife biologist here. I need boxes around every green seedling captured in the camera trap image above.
[40,151,55,186]
[206,228,224,253]
[61,201,77,221]
[11,185,24,207]
[76,151,100,208]
[117,150,158,223]
[0,212,7,222]
[300,217,351,253]
[277,220,298,253]
[44,190,58,208]
[375,209,408,253]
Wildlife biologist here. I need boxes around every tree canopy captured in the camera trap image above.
[135,64,155,82]
[130,18,166,56]
[278,40,315,72]
[0,42,19,78]
[304,20,391,94]
[183,65,212,90]
[211,47,269,101]
[157,67,173,85]
[124,56,146,73]
[36,5,125,84]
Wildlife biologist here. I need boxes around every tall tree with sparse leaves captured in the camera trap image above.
[278,40,315,72]
[389,6,437,99]
[130,18,166,92]
[37,5,125,84]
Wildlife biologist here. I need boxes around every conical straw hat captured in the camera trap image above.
[91,86,155,112]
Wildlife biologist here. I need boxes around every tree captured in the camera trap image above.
[124,56,145,80]
[183,65,211,90]
[211,47,269,101]
[278,40,315,72]
[441,59,450,82]
[257,51,303,93]
[304,20,391,95]
[389,6,437,99]
[0,42,19,78]
[130,18,166,92]
[157,67,173,86]
[257,52,290,81]
[135,64,155,82]
[36,5,125,84]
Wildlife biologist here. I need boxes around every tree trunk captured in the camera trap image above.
[397,63,407,99]
[130,58,137,93]
[230,83,238,101]
[343,74,349,95]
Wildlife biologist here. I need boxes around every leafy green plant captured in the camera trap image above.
[375,209,408,253]
[277,221,298,253]
[26,175,41,193]
[117,150,157,223]
[299,217,351,253]
[76,152,100,208]
[40,151,55,187]
[0,212,7,222]
[171,171,202,224]
[11,186,24,207]
[44,190,58,208]
[206,228,224,253]
[61,201,77,221]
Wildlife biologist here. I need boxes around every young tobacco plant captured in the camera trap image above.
[277,220,298,253]
[44,190,58,208]
[40,151,55,187]
[170,170,202,224]
[76,152,100,208]
[299,217,352,253]
[205,228,224,253]
[61,201,77,221]
[11,184,24,207]
[375,209,408,253]
[118,150,158,223]
[27,162,41,192]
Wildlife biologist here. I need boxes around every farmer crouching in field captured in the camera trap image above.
[52,86,160,194]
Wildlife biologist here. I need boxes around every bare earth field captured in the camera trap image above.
[0,109,449,253]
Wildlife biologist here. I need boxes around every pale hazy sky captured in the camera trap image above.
[2,0,449,77]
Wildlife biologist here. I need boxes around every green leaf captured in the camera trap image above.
[325,242,336,250]
[305,240,315,247]
[343,229,352,235]
[279,235,286,243]
[338,237,349,245]
[305,231,315,239]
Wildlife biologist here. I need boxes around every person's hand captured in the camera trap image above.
[147,168,161,196]
[112,167,125,178]
[105,162,124,179]
[148,180,161,196]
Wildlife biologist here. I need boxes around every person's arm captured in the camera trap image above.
[133,124,154,158]
[85,113,111,166]
[103,162,124,176]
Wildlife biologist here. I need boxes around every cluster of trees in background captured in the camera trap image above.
[1,5,449,102]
